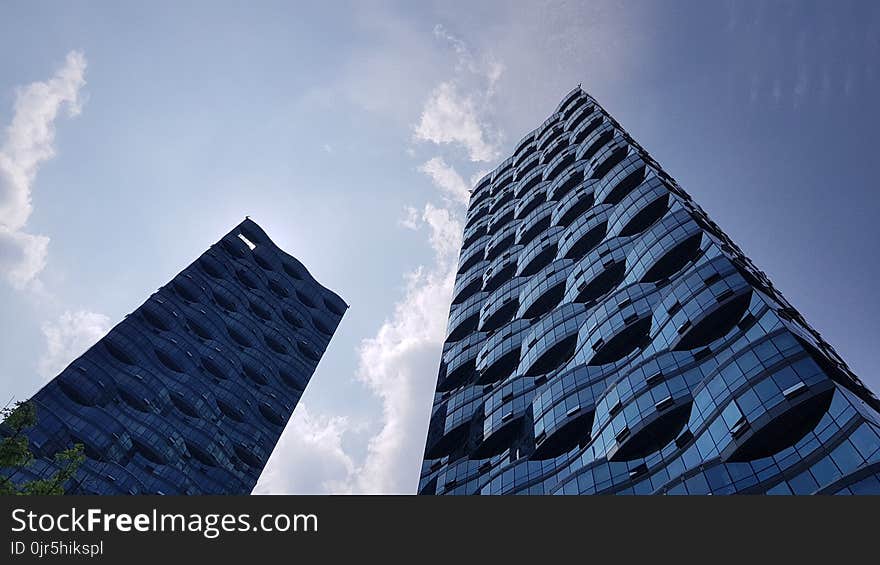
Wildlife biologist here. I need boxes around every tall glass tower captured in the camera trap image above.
[418,88,880,495]
[6,219,346,494]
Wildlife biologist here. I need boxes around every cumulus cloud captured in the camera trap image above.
[253,405,357,495]
[399,205,421,230]
[353,263,457,491]
[420,202,464,260]
[413,26,504,163]
[256,192,462,494]
[342,26,503,493]
[417,156,470,205]
[348,192,465,493]
[256,25,497,494]
[0,50,87,289]
[0,229,50,290]
[413,82,499,162]
[39,309,110,379]
[341,28,492,493]
[256,129,474,496]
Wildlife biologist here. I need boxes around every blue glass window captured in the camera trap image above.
[809,456,841,487]
[765,482,792,495]
[788,471,819,495]
[830,440,864,475]
[849,424,880,461]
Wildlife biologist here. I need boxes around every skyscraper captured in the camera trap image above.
[6,219,346,494]
[419,88,880,495]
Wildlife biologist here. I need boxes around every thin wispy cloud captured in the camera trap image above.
[432,24,505,96]
[728,2,876,109]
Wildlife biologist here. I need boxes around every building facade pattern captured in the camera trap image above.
[6,219,346,494]
[419,88,880,495]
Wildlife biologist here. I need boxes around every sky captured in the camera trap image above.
[0,0,878,494]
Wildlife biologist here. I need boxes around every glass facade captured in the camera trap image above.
[5,219,346,494]
[419,88,880,495]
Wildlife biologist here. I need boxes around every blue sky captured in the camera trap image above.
[1,1,878,493]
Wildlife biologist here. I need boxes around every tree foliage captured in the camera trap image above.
[0,401,84,495]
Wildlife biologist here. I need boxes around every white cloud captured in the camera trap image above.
[254,132,472,495]
[256,192,463,494]
[400,201,463,259]
[0,228,49,290]
[352,196,462,493]
[38,309,110,379]
[256,24,497,495]
[484,60,504,98]
[418,156,470,205]
[0,50,87,289]
[399,205,421,230]
[420,202,463,261]
[413,81,499,162]
[345,126,471,493]
[413,26,503,163]
[253,405,357,494]
[334,25,504,494]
